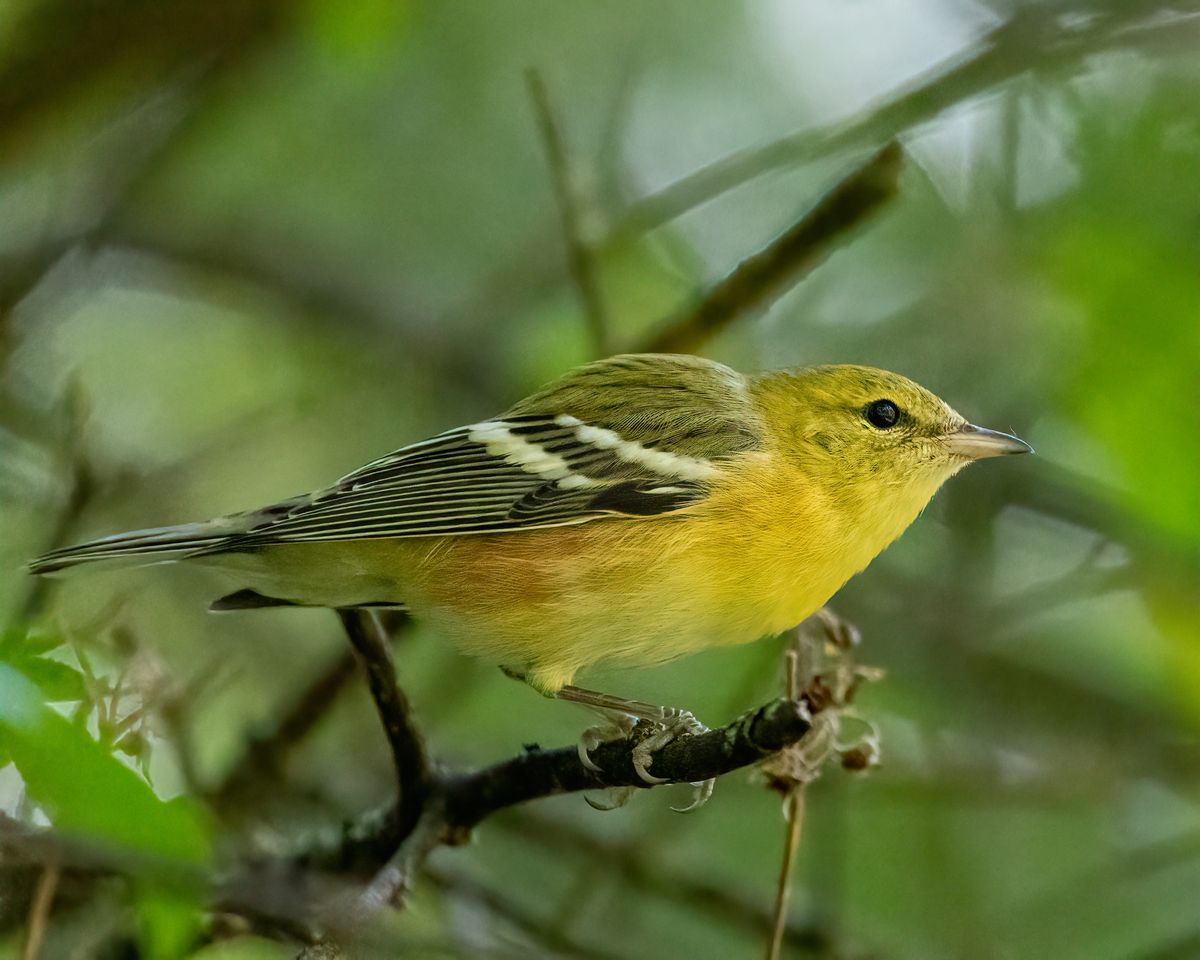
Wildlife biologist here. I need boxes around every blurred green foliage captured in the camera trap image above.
[1,1,1198,958]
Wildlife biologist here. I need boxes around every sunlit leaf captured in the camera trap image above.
[12,654,88,702]
[0,664,210,865]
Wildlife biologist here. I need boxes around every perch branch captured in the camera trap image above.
[642,141,903,354]
[442,696,811,828]
[336,610,432,842]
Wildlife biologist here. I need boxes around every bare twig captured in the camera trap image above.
[525,67,611,356]
[336,610,431,841]
[642,142,903,354]
[20,854,60,960]
[354,801,453,917]
[768,646,809,960]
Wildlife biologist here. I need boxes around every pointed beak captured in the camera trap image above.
[943,423,1033,460]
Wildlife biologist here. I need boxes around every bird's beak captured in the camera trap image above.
[943,423,1033,459]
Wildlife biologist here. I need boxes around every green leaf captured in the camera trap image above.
[14,656,88,703]
[138,889,203,960]
[187,937,291,959]
[0,664,211,865]
[0,625,64,657]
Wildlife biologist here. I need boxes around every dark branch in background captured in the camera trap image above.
[433,1,1197,362]
[642,142,903,355]
[525,67,611,356]
[20,852,59,960]
[0,0,292,159]
[497,810,837,956]
[209,648,359,812]
[425,865,630,960]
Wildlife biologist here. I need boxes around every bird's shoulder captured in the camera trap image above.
[504,353,764,460]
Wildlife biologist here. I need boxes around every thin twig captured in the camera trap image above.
[20,854,60,960]
[525,67,611,356]
[768,648,808,960]
[336,610,431,841]
[768,790,807,960]
[354,801,452,916]
[643,142,903,355]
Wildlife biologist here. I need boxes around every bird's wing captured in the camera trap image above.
[208,355,764,548]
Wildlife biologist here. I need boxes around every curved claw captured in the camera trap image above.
[671,778,716,814]
[577,740,604,772]
[585,786,634,811]
[631,744,671,785]
[577,717,636,774]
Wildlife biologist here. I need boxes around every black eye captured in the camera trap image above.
[865,399,901,429]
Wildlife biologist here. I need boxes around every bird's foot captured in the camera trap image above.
[628,707,714,813]
[556,685,717,812]
[577,713,637,772]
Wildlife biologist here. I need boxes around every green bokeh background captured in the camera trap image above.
[1,2,1197,958]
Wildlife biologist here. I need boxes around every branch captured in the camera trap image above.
[526,67,611,356]
[641,141,903,354]
[442,696,810,829]
[497,809,837,955]
[336,611,431,841]
[309,696,814,924]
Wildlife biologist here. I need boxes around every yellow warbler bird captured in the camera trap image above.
[31,354,1029,781]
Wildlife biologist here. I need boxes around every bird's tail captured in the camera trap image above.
[28,520,239,575]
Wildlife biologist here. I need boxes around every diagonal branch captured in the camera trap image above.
[641,142,903,354]
[210,648,359,811]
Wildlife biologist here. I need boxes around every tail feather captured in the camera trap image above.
[28,521,237,575]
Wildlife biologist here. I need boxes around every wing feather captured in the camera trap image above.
[203,356,763,551]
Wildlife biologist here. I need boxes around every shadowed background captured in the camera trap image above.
[1,1,1198,958]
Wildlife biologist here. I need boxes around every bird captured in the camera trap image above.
[30,353,1030,791]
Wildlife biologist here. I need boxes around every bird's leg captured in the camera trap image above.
[555,684,715,811]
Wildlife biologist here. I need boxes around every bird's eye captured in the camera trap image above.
[865,399,901,429]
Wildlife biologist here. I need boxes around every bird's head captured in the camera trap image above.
[754,364,1031,527]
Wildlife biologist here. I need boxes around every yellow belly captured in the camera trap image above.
[205,457,925,693]
[204,453,936,696]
